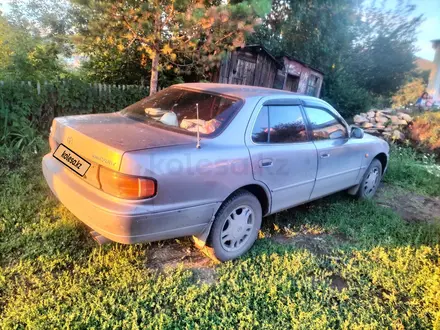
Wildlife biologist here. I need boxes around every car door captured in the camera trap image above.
[303,106,363,199]
[246,101,318,213]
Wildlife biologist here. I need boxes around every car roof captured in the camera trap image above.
[173,83,297,99]
[172,83,339,117]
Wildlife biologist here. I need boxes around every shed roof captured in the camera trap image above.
[232,44,325,75]
[282,55,325,75]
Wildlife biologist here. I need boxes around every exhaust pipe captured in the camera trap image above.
[90,231,112,245]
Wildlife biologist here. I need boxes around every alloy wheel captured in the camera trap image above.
[220,205,255,252]
[363,167,380,197]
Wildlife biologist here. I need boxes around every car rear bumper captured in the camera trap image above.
[42,154,215,244]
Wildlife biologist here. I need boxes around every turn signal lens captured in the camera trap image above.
[98,166,156,199]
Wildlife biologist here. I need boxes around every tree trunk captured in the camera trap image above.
[149,52,159,96]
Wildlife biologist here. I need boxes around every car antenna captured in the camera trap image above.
[196,103,201,149]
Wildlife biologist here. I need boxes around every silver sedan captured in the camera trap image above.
[42,83,389,261]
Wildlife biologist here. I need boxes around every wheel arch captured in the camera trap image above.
[236,183,271,216]
[374,152,388,174]
[192,183,271,248]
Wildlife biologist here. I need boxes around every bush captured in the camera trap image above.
[409,112,440,156]
[0,79,149,153]
[384,145,440,196]
[321,68,373,118]
[392,78,426,108]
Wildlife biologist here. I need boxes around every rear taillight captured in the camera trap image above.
[98,166,156,199]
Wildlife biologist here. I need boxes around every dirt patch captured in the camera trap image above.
[192,268,217,286]
[330,275,348,292]
[145,239,216,285]
[375,184,440,223]
[271,232,344,256]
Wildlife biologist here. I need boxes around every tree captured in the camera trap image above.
[0,14,64,81]
[347,1,423,98]
[75,0,269,95]
[8,0,78,57]
[249,0,423,115]
[249,0,357,69]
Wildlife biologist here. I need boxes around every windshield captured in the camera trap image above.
[120,87,242,136]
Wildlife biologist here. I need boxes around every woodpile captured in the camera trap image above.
[353,109,412,141]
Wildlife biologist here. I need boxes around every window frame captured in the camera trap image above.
[302,105,349,141]
[306,74,320,97]
[250,101,311,144]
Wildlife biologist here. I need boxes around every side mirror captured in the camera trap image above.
[351,126,364,139]
[329,129,345,139]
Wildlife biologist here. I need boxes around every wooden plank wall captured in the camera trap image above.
[253,52,277,88]
[217,49,278,88]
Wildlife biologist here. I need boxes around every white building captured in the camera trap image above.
[427,39,440,101]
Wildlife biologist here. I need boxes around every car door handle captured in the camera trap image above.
[259,159,273,167]
[320,153,330,158]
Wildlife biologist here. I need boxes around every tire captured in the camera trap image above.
[206,190,262,262]
[357,159,382,199]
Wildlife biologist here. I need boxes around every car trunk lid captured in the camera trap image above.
[51,112,196,171]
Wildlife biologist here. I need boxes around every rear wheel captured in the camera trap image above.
[357,159,382,199]
[206,190,262,262]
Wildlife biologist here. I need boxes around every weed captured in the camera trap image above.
[384,145,440,196]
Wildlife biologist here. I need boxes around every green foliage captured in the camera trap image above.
[0,145,440,328]
[250,0,356,69]
[0,15,66,81]
[73,0,269,93]
[392,78,426,108]
[348,3,421,98]
[249,0,422,116]
[410,112,440,156]
[8,0,77,57]
[0,80,148,153]
[384,145,440,196]
[321,67,373,118]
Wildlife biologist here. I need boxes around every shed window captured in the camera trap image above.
[306,75,320,96]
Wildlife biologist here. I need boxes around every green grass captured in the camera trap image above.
[384,144,440,196]
[1,145,440,329]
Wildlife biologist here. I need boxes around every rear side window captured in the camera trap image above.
[252,105,308,143]
[304,107,347,140]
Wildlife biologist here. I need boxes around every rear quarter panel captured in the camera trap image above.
[120,141,257,213]
[119,96,267,214]
[357,133,390,179]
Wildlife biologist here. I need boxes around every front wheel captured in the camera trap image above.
[207,190,262,262]
[357,159,382,199]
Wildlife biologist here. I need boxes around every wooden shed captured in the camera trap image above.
[281,56,324,97]
[215,45,281,88]
[213,45,324,98]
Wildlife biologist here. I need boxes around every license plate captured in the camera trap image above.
[53,144,91,177]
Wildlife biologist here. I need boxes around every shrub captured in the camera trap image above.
[384,145,440,196]
[409,112,440,156]
[392,78,425,108]
[0,79,149,153]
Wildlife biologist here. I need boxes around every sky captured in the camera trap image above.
[383,0,440,61]
[0,0,439,61]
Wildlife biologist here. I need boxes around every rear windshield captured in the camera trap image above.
[120,87,242,136]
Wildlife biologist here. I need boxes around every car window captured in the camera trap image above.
[252,106,269,143]
[304,107,347,140]
[252,105,308,143]
[120,87,241,136]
